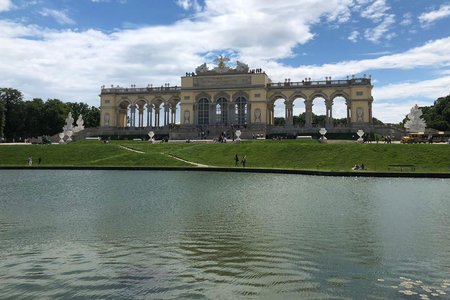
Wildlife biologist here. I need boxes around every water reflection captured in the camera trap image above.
[0,171,449,298]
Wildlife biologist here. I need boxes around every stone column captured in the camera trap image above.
[155,106,160,128]
[149,106,153,128]
[325,99,333,128]
[346,99,351,124]
[247,102,251,125]
[267,104,274,125]
[115,108,119,127]
[285,103,293,126]
[305,99,313,128]
[130,105,136,127]
[139,107,144,127]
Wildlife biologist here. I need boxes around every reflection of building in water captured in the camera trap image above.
[99,57,374,139]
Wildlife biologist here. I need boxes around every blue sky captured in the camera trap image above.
[1,0,450,123]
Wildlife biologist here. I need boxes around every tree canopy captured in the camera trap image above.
[0,87,99,141]
[420,95,450,131]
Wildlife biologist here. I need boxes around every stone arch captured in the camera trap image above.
[288,91,308,105]
[267,93,287,126]
[197,96,210,126]
[232,91,249,102]
[290,95,307,127]
[268,93,287,105]
[213,91,230,103]
[148,97,165,128]
[167,96,180,126]
[195,92,211,103]
[214,93,229,126]
[117,99,131,128]
[310,92,328,128]
[330,91,351,126]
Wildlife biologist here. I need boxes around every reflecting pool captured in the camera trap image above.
[0,170,449,298]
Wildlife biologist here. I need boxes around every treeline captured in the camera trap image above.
[419,94,450,131]
[274,113,384,126]
[0,88,99,141]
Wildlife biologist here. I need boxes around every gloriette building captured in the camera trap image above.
[99,56,373,139]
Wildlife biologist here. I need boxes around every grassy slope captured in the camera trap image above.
[0,140,449,172]
[0,141,188,167]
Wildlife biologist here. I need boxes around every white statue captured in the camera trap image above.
[235,61,249,72]
[65,112,74,131]
[356,107,364,122]
[254,108,261,123]
[195,63,208,74]
[73,114,85,132]
[405,104,427,133]
[183,111,190,124]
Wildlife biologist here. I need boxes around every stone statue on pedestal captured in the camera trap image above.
[405,104,426,132]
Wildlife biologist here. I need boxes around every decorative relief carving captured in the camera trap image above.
[193,75,251,88]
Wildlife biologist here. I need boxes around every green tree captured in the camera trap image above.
[41,99,69,136]
[23,98,45,137]
[0,101,5,139]
[83,106,100,128]
[404,95,450,131]
[0,88,25,141]
[66,102,100,128]
[274,117,285,126]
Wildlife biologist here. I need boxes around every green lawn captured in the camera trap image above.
[1,139,449,173]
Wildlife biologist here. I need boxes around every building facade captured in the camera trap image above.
[99,57,373,139]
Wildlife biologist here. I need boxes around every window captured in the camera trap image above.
[197,97,209,126]
[356,91,364,96]
[235,96,247,125]
[216,97,228,125]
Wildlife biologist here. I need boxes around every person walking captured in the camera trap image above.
[235,154,239,167]
[241,155,246,168]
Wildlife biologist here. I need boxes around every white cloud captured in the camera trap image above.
[39,8,75,25]
[360,0,389,22]
[400,12,413,26]
[374,76,450,101]
[176,0,202,12]
[0,0,449,123]
[364,13,395,43]
[0,0,12,12]
[419,4,450,25]
[356,0,396,43]
[348,30,359,42]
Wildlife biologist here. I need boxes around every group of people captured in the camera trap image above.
[235,154,246,167]
[352,163,366,170]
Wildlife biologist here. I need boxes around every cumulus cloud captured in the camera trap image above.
[39,8,75,25]
[419,4,450,25]
[176,0,202,12]
[0,0,12,12]
[364,13,395,43]
[0,0,449,123]
[348,30,359,42]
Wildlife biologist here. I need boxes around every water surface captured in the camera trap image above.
[1,170,449,298]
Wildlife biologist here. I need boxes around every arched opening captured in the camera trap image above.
[311,96,327,127]
[234,96,247,126]
[292,97,306,126]
[332,96,348,127]
[118,100,130,128]
[150,99,164,128]
[136,99,147,128]
[198,97,210,126]
[216,97,228,126]
[273,98,285,126]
